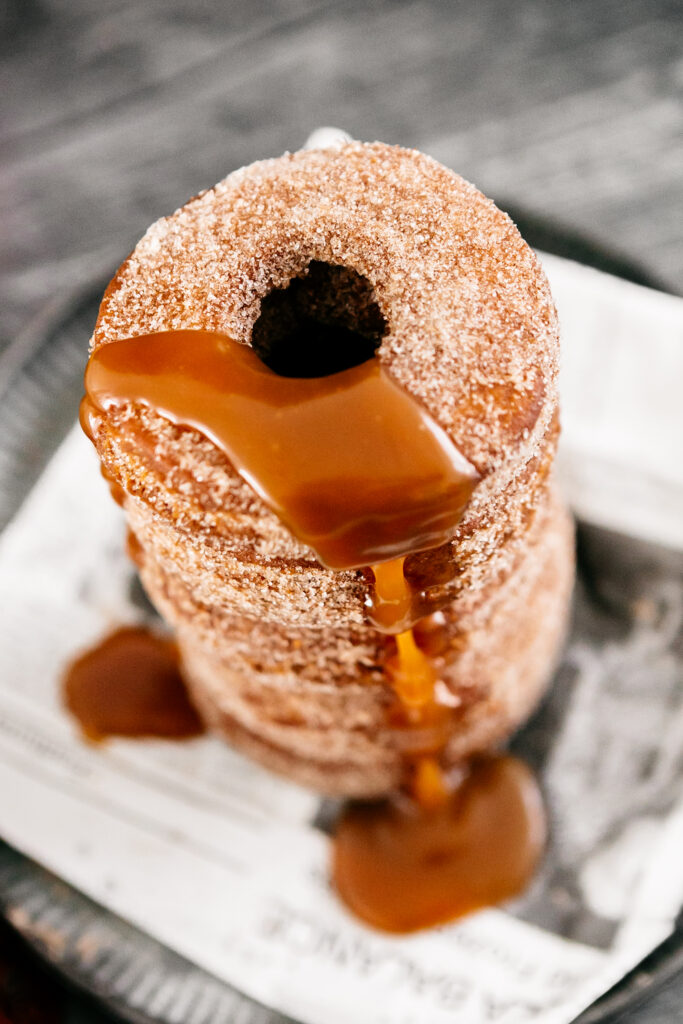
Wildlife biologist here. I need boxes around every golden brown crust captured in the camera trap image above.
[86,141,571,795]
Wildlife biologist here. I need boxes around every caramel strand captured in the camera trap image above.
[372,557,449,806]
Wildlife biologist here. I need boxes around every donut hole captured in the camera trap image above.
[251,262,386,378]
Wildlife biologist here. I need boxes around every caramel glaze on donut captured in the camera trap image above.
[86,141,573,796]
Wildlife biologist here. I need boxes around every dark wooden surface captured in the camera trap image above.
[1,1,682,1021]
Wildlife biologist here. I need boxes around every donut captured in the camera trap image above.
[84,141,573,796]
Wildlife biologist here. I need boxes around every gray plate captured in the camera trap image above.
[0,220,681,1024]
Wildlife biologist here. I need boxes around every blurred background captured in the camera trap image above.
[0,0,682,1021]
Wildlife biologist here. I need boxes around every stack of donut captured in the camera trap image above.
[87,141,574,796]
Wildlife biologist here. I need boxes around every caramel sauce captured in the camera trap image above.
[372,558,454,784]
[373,559,439,710]
[367,556,451,634]
[333,755,546,933]
[81,325,544,932]
[63,626,204,741]
[81,331,479,572]
[360,559,545,932]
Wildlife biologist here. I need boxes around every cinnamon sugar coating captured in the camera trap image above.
[87,141,572,795]
[93,141,558,478]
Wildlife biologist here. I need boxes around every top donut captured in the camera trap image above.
[93,141,559,479]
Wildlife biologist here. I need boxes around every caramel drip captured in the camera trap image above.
[82,331,479,572]
[337,560,546,932]
[373,558,450,805]
[368,556,414,632]
[411,752,451,811]
[63,626,204,741]
[365,553,460,634]
[332,755,546,933]
[373,559,438,717]
[81,326,544,933]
